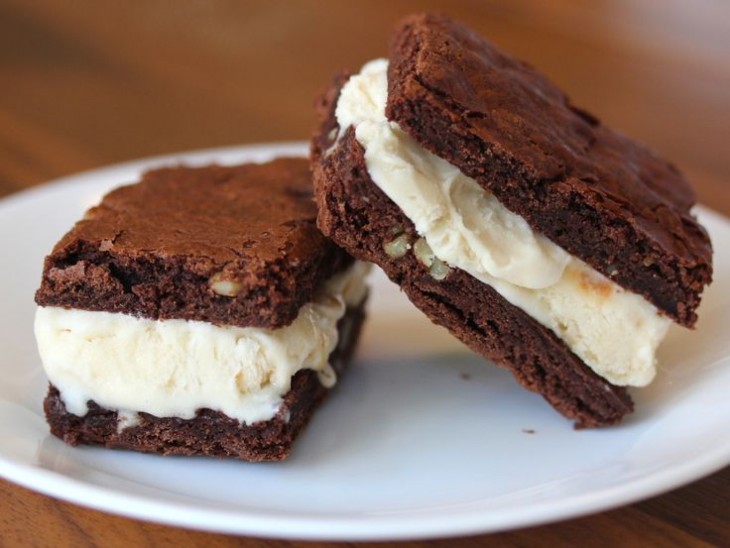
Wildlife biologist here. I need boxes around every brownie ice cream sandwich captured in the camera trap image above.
[35,158,368,460]
[311,13,712,427]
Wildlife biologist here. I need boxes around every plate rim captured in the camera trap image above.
[1,431,729,540]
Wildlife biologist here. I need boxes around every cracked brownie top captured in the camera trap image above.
[385,13,712,325]
[35,158,351,328]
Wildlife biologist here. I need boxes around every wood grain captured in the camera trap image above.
[1,1,728,545]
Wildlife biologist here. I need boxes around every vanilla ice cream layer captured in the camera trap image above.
[35,261,370,424]
[336,59,670,386]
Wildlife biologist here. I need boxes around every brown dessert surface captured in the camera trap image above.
[36,158,350,328]
[386,13,712,325]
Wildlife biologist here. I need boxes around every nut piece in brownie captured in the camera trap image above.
[35,158,369,461]
[311,13,712,427]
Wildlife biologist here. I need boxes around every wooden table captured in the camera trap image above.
[1,1,728,545]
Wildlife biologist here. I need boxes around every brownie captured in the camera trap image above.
[385,13,712,326]
[36,158,366,460]
[36,158,351,328]
[311,14,712,427]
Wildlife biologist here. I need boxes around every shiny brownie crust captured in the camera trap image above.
[386,13,712,326]
[35,158,351,329]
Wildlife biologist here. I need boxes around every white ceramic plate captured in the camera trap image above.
[0,143,728,541]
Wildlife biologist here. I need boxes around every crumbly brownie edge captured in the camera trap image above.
[43,300,367,461]
[385,13,712,327]
[35,237,351,329]
[312,82,632,428]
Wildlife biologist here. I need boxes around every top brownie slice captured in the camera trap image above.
[35,158,350,328]
[386,13,712,326]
